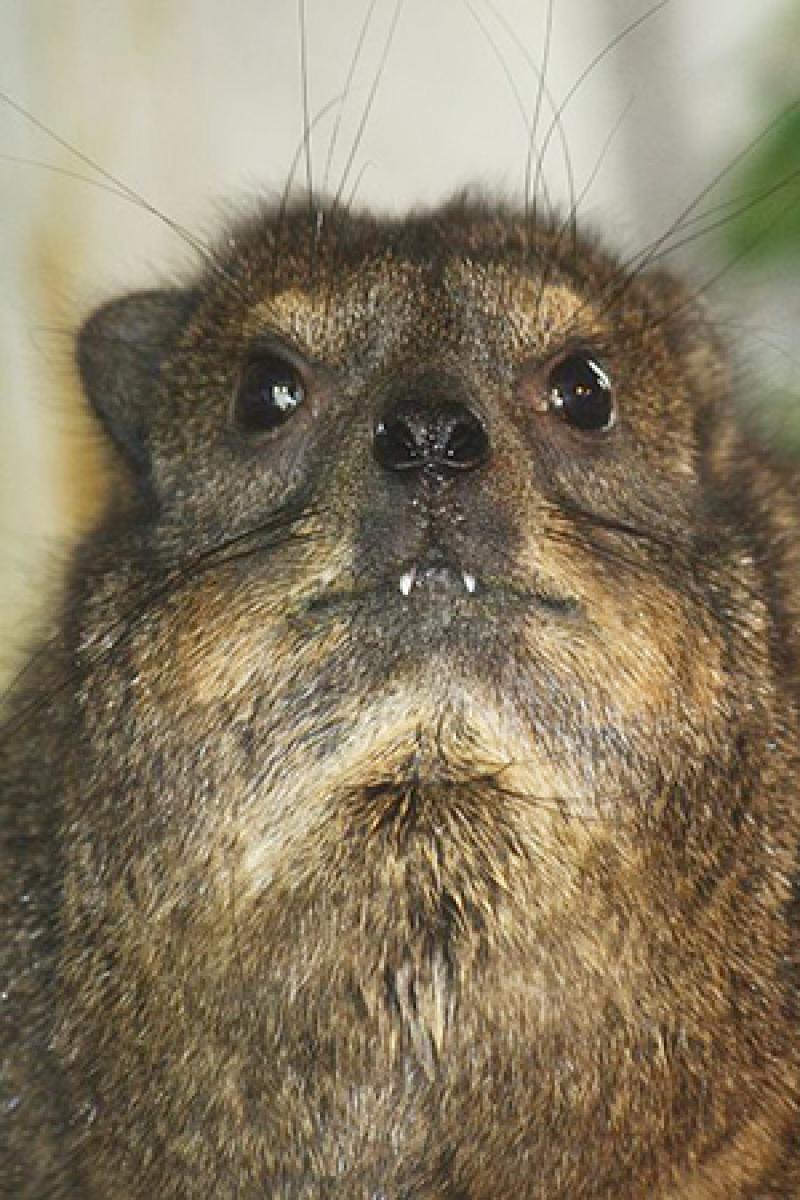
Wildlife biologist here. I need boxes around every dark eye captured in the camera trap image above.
[547,353,615,432]
[235,353,305,432]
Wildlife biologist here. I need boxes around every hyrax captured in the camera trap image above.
[1,197,799,1197]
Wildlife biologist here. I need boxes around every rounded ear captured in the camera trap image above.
[76,288,198,475]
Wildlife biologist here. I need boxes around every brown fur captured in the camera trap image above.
[1,197,799,1197]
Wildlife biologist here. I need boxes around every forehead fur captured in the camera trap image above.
[198,194,656,376]
[247,263,587,366]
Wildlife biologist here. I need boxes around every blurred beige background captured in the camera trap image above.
[0,0,794,675]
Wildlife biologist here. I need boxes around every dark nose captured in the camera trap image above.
[373,373,490,477]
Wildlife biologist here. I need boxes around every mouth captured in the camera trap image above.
[303,556,581,620]
[398,562,477,597]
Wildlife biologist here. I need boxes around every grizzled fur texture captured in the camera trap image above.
[1,197,800,1197]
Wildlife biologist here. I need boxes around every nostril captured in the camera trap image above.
[373,399,490,476]
[373,416,425,472]
[440,409,490,472]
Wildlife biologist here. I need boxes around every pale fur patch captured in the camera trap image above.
[238,673,586,898]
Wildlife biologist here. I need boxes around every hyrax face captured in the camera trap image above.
[54,199,795,1195]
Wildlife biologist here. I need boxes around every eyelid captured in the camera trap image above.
[243,333,310,373]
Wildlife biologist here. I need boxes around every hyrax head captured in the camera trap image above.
[77,195,736,794]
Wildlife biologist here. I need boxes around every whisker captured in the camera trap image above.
[461,1,533,135]
[690,314,800,374]
[546,526,676,589]
[0,154,135,203]
[1,501,325,739]
[549,96,635,271]
[557,502,676,553]
[640,165,800,271]
[628,182,800,346]
[530,0,670,241]
[528,1,670,329]
[330,0,405,218]
[298,0,325,293]
[546,491,780,631]
[318,0,404,346]
[321,0,381,199]
[635,97,800,269]
[298,0,314,214]
[344,159,374,216]
[528,0,556,230]
[478,772,631,828]
[461,0,555,223]
[0,88,246,304]
[269,94,343,293]
[471,0,572,235]
[580,99,800,331]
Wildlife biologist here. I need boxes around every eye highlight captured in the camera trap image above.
[547,353,615,433]
[234,352,306,433]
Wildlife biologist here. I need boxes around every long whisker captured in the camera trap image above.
[321,0,381,199]
[549,97,634,268]
[0,154,136,203]
[298,0,325,292]
[555,496,680,555]
[461,0,533,133]
[330,0,405,218]
[635,98,800,271]
[631,183,800,344]
[0,88,245,303]
[528,0,556,229]
[639,165,800,271]
[1,500,325,739]
[474,777,631,828]
[581,99,800,330]
[689,314,800,374]
[269,94,343,293]
[548,483,782,624]
[320,0,404,340]
[344,159,375,216]
[298,0,314,212]
[530,0,669,240]
[527,2,670,326]
[461,0,554,223]
[472,0,574,236]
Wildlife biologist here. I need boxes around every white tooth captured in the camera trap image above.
[462,572,477,594]
[399,568,417,597]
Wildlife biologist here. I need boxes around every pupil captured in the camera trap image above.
[549,354,614,432]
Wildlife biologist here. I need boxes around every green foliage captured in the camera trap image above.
[724,103,800,264]
[718,3,800,452]
[718,3,800,266]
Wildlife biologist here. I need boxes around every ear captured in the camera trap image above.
[76,288,198,475]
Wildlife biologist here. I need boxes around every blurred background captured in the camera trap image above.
[1,0,799,673]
